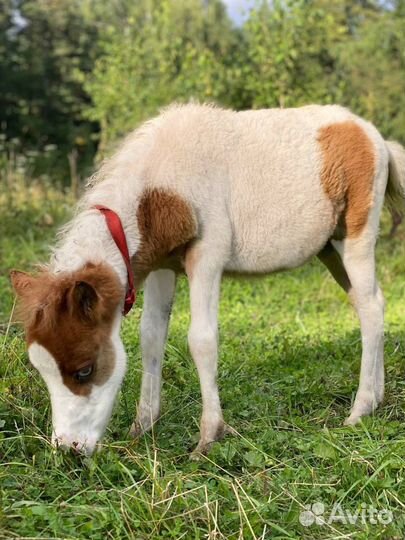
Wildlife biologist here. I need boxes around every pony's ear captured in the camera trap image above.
[10,270,36,297]
[69,280,99,322]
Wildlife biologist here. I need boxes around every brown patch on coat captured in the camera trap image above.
[11,263,123,396]
[135,189,197,285]
[317,121,375,239]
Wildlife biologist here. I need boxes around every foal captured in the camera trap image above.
[11,104,405,456]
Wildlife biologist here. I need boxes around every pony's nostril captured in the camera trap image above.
[51,435,64,449]
[71,441,83,454]
[52,434,96,456]
[52,434,81,453]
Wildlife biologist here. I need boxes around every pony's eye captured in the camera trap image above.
[74,365,94,383]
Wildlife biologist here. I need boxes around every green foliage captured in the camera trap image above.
[1,0,405,175]
[0,0,102,181]
[1,192,405,538]
[240,0,347,108]
[86,0,237,149]
[338,3,405,144]
[86,0,405,153]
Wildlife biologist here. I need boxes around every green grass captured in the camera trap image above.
[1,189,405,539]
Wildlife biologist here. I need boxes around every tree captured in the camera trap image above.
[85,0,238,151]
[238,0,349,109]
[337,2,405,143]
[0,0,102,181]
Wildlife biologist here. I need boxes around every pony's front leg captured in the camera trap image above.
[130,269,176,437]
[186,248,225,456]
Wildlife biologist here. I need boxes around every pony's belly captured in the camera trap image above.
[225,212,333,274]
[225,241,321,274]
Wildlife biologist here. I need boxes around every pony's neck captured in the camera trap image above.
[49,112,161,283]
[50,180,142,288]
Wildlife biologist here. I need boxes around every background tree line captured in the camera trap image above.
[1,0,405,186]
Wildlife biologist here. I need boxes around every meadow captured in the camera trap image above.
[1,187,404,539]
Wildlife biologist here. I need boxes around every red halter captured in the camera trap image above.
[94,205,136,315]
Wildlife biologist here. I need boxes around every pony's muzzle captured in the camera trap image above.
[52,433,97,456]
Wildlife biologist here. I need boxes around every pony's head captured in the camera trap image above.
[11,262,126,455]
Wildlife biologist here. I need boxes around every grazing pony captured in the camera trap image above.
[11,104,405,456]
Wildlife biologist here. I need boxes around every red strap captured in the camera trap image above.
[94,205,136,315]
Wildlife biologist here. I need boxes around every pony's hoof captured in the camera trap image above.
[344,415,361,426]
[129,421,147,438]
[189,423,236,459]
[223,423,237,437]
[190,441,212,460]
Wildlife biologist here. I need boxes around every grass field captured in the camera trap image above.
[1,188,404,539]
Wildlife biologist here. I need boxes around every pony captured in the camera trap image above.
[11,103,405,456]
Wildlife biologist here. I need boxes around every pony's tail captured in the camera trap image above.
[385,140,405,216]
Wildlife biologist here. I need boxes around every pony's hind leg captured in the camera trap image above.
[130,269,176,437]
[332,234,384,425]
[318,241,384,416]
[318,241,352,296]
